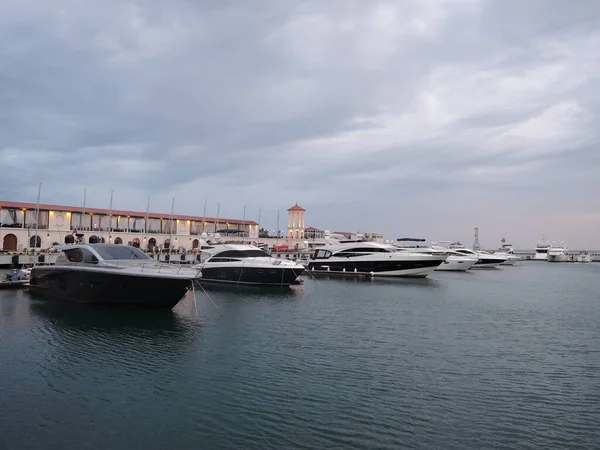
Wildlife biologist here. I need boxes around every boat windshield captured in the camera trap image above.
[212,249,270,258]
[92,245,152,260]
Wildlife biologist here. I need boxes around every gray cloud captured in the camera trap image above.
[1,0,599,248]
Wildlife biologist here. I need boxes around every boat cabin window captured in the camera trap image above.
[339,247,389,253]
[313,249,332,259]
[92,245,152,260]
[63,248,99,263]
[214,250,269,258]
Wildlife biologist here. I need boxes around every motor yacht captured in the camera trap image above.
[493,241,522,265]
[577,251,592,263]
[306,240,447,277]
[395,238,478,272]
[29,244,202,308]
[435,241,507,269]
[547,242,569,262]
[193,243,304,286]
[534,236,551,260]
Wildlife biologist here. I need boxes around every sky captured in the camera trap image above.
[1,0,599,249]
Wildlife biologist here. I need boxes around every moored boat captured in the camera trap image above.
[193,243,304,286]
[307,240,446,278]
[29,244,201,308]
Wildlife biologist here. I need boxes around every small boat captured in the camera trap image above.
[577,251,592,263]
[29,244,202,308]
[0,269,30,289]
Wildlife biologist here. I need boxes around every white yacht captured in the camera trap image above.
[576,251,592,263]
[547,242,569,262]
[435,241,507,269]
[395,238,478,272]
[193,243,304,286]
[534,236,551,260]
[306,240,447,278]
[493,241,522,265]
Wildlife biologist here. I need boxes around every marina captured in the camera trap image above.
[1,260,599,449]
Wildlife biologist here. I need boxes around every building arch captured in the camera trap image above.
[132,238,140,248]
[148,237,156,250]
[192,239,199,249]
[2,234,17,251]
[164,239,170,249]
[29,235,42,248]
[114,237,123,245]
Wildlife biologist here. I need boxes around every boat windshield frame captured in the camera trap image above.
[90,244,153,261]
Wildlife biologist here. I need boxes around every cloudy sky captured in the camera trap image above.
[1,0,599,249]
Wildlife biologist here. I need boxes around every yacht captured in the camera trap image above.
[395,238,478,272]
[547,242,569,262]
[193,243,304,286]
[306,241,447,277]
[29,244,202,308]
[577,251,593,263]
[534,236,551,260]
[435,241,507,269]
[493,241,522,265]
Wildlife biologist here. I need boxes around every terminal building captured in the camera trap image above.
[0,200,259,252]
[0,200,384,252]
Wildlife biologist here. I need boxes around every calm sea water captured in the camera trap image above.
[1,262,599,450]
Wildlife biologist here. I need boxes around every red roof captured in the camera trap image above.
[287,203,305,211]
[0,200,257,226]
[304,226,322,232]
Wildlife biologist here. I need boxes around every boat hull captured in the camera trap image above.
[199,265,303,286]
[471,258,503,269]
[29,267,192,309]
[307,258,444,278]
[547,254,569,262]
[435,257,478,272]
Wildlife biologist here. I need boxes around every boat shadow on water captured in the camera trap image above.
[28,295,200,335]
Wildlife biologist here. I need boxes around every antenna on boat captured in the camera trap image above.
[108,189,114,243]
[169,197,175,261]
[216,202,220,240]
[243,204,246,240]
[80,188,87,240]
[202,200,207,233]
[32,182,41,263]
[257,207,262,246]
[144,195,150,246]
[276,209,280,247]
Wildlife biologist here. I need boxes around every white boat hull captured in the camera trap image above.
[435,256,478,271]
[547,254,569,262]
[577,255,592,263]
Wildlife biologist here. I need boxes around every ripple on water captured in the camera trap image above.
[1,264,600,449]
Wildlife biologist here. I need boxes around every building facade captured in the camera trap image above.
[0,200,259,252]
